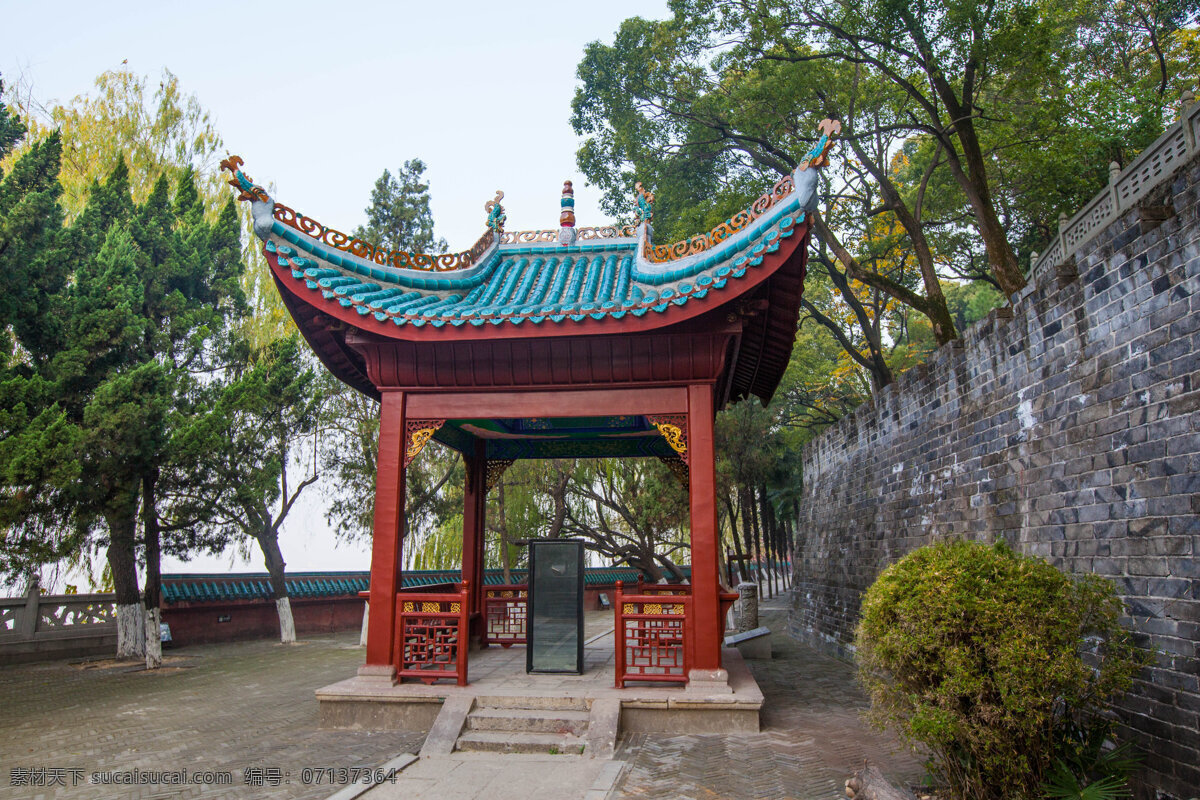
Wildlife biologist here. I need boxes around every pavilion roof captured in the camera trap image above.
[258,183,804,331]
[220,120,837,411]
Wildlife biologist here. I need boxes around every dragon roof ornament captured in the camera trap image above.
[485,191,506,233]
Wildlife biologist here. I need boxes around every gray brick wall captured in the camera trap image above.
[790,154,1200,798]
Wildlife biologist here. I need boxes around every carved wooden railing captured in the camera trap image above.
[393,581,470,686]
[481,584,527,647]
[635,578,691,597]
[614,580,692,687]
[614,580,740,688]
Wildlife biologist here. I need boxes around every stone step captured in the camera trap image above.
[466,707,591,736]
[455,730,588,755]
[472,695,591,712]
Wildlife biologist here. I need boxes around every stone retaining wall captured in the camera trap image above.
[790,145,1200,795]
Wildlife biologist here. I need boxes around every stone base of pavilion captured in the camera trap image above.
[315,621,763,743]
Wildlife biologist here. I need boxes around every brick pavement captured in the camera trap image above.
[0,600,924,800]
[0,632,423,800]
[609,599,926,800]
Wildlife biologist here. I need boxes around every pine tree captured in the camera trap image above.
[354,159,446,254]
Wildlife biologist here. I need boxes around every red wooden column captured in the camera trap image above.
[461,439,487,639]
[687,382,730,690]
[361,389,407,679]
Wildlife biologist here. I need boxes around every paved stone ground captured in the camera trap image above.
[0,599,923,800]
[366,752,622,800]
[0,632,423,800]
[609,598,926,800]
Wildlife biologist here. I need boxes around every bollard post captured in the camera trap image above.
[736,581,758,633]
[20,576,40,637]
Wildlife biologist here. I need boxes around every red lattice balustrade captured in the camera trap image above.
[393,582,470,686]
[481,584,527,647]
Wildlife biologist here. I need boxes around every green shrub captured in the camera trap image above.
[855,540,1144,800]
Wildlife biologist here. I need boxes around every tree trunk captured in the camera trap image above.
[840,133,959,345]
[631,552,664,583]
[276,597,296,644]
[745,485,764,596]
[141,471,163,669]
[723,494,750,582]
[896,9,1027,300]
[759,488,777,598]
[497,480,511,584]
[738,486,755,585]
[257,525,295,644]
[546,462,570,539]
[105,497,144,659]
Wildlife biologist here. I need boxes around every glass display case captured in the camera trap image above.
[526,539,584,674]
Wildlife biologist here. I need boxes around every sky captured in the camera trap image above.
[1,0,669,586]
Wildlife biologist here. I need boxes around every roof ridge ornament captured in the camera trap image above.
[485,190,506,233]
[798,118,841,171]
[635,182,654,224]
[219,155,271,204]
[558,180,577,246]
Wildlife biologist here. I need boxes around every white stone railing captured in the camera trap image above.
[0,583,116,639]
[1032,94,1200,278]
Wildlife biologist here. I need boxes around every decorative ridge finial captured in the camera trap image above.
[485,190,506,233]
[634,182,654,224]
[558,180,577,246]
[219,155,271,203]
[798,119,841,171]
[560,180,575,228]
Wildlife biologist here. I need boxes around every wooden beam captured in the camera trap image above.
[405,387,690,419]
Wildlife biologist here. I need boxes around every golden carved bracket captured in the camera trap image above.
[485,459,516,492]
[658,455,690,492]
[404,419,445,467]
[647,414,689,465]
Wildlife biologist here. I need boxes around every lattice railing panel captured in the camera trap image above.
[1032,100,1200,279]
[482,585,527,647]
[614,581,692,687]
[394,583,469,686]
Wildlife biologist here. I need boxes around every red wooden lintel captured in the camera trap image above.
[405,386,689,419]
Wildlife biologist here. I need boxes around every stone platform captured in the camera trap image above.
[316,616,763,742]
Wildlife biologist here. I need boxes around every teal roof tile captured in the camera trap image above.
[267,188,807,330]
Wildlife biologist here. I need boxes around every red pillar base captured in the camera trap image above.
[356,663,397,683]
[685,667,733,695]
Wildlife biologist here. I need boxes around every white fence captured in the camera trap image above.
[0,582,116,663]
[1032,95,1200,279]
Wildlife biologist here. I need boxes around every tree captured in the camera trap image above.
[353,160,445,255]
[560,459,689,582]
[1,69,256,664]
[172,334,324,643]
[0,155,245,663]
[325,156,455,543]
[0,77,82,580]
[4,68,224,217]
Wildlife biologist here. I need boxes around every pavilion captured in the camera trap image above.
[219,121,834,707]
